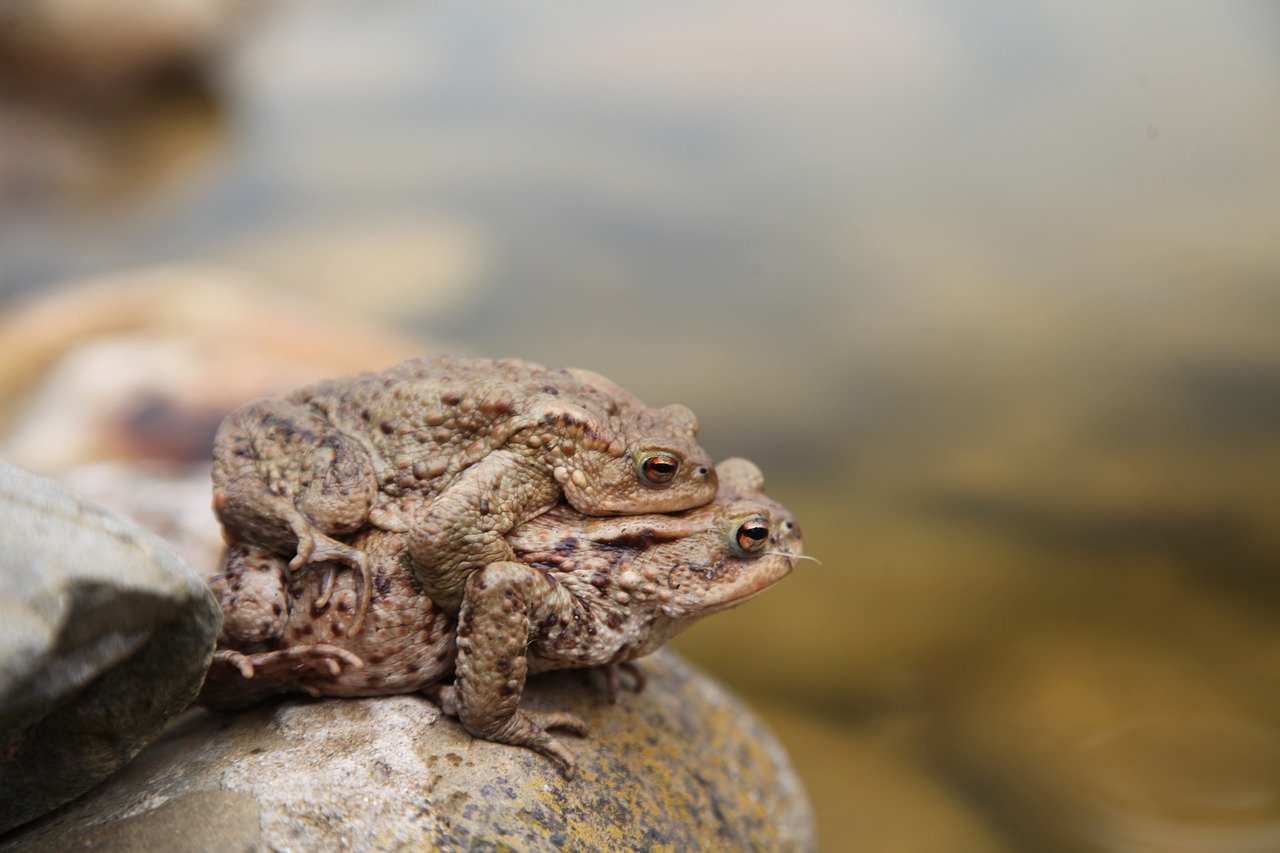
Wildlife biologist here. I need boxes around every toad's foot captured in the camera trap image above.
[493,708,588,779]
[214,644,365,681]
[291,528,370,636]
[587,661,647,705]
[427,684,587,779]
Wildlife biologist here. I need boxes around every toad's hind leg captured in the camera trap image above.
[451,561,587,779]
[199,645,365,710]
[212,398,376,632]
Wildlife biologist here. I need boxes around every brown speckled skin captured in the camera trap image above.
[200,459,801,778]
[211,356,718,629]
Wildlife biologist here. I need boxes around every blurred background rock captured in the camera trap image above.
[2,1,1279,849]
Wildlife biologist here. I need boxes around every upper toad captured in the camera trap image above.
[211,356,718,631]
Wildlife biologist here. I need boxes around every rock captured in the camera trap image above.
[0,267,431,473]
[0,463,222,834]
[5,651,813,850]
[56,462,225,579]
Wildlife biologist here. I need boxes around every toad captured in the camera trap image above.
[211,356,718,633]
[200,458,801,777]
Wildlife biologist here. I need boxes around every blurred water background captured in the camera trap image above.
[3,1,1280,849]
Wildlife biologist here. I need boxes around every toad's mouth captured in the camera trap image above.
[697,553,797,614]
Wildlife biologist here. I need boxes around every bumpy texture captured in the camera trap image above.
[211,356,719,629]
[201,458,801,777]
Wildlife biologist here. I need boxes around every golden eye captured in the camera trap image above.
[735,517,770,553]
[640,453,680,485]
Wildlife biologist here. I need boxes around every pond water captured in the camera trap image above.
[3,1,1280,848]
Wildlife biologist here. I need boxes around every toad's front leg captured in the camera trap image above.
[406,451,560,613]
[451,561,587,778]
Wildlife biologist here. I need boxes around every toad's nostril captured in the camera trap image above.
[697,466,709,477]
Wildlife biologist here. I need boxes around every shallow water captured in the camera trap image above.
[3,1,1280,848]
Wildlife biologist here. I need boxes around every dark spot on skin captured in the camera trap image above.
[260,413,319,446]
[375,569,392,597]
[598,528,685,550]
[591,573,609,589]
[555,537,579,554]
[301,624,313,636]
[441,392,462,406]
[541,385,559,395]
[366,672,386,685]
[539,411,581,428]
[271,603,282,616]
[360,408,371,421]
[331,620,344,635]
[479,496,490,515]
[380,419,396,434]
[606,611,624,630]
[368,654,385,665]
[499,681,517,696]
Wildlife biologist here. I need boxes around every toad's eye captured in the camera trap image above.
[640,453,680,486]
[734,517,770,553]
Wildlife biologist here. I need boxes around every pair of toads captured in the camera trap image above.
[200,355,803,776]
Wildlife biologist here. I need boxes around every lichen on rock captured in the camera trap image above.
[6,651,813,850]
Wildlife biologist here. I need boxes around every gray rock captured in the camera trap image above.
[0,462,221,834]
[5,650,813,851]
